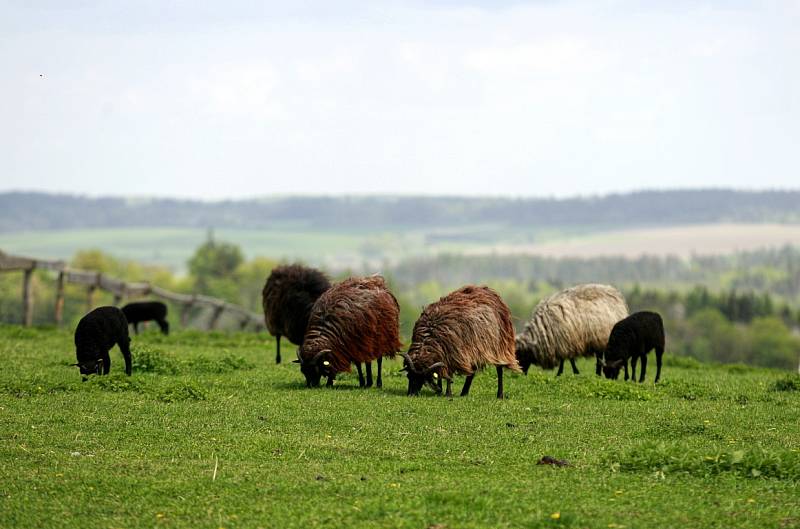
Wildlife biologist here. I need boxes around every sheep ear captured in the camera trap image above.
[292,359,301,364]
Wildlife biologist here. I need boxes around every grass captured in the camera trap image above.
[1,325,799,529]
[0,224,585,272]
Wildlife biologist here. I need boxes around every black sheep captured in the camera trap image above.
[121,301,169,335]
[74,306,132,378]
[262,264,331,364]
[602,311,665,383]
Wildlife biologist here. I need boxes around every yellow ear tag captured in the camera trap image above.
[432,372,439,379]
[323,360,330,366]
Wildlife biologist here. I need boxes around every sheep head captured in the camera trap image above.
[294,348,333,387]
[401,352,451,396]
[602,358,625,380]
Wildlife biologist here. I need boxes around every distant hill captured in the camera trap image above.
[1,189,799,232]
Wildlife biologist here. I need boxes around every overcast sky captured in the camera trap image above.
[1,1,798,199]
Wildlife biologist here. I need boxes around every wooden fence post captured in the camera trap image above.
[2,251,264,333]
[181,296,196,328]
[54,271,65,326]
[86,285,96,312]
[208,304,225,330]
[22,267,34,327]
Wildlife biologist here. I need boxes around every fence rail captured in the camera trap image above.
[0,249,265,331]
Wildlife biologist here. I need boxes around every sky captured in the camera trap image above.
[1,0,798,199]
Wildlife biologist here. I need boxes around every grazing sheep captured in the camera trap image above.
[73,306,132,378]
[516,284,628,376]
[262,264,331,364]
[602,311,665,383]
[401,285,520,399]
[294,275,401,388]
[121,301,169,335]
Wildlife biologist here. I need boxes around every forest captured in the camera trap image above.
[3,189,800,232]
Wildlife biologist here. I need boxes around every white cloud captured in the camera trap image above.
[1,1,798,198]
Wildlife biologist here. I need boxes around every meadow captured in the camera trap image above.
[2,223,798,274]
[1,325,799,529]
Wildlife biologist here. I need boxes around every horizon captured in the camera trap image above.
[3,186,800,203]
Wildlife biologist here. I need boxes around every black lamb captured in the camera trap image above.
[74,306,132,378]
[262,264,331,364]
[121,301,169,335]
[602,311,665,383]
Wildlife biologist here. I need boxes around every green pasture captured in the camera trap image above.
[1,325,798,528]
[0,224,564,272]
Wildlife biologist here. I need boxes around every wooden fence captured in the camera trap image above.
[0,249,265,331]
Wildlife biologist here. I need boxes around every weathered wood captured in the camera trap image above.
[180,295,196,327]
[86,284,96,313]
[1,249,264,332]
[0,253,35,271]
[22,267,34,326]
[208,304,226,330]
[151,285,192,304]
[54,271,65,326]
[34,259,66,272]
[67,270,100,286]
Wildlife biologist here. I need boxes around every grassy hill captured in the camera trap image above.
[1,325,798,528]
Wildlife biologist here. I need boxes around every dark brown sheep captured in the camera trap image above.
[262,264,331,364]
[295,275,402,388]
[401,285,520,399]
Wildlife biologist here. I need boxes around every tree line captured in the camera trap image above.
[3,189,800,232]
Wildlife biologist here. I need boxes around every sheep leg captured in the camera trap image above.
[275,335,281,364]
[460,375,474,397]
[356,363,365,387]
[639,354,648,383]
[569,358,580,375]
[630,356,638,381]
[624,359,629,381]
[595,353,602,376]
[496,366,504,399]
[556,359,565,376]
[326,375,334,387]
[365,362,373,388]
[119,337,131,376]
[654,346,663,383]
[156,318,169,336]
[445,379,453,397]
[132,322,139,335]
[376,357,383,388]
[102,352,112,375]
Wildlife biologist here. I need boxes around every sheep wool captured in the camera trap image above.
[516,284,628,371]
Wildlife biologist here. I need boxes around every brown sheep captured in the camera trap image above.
[262,264,331,364]
[515,284,628,376]
[294,275,402,388]
[401,285,520,399]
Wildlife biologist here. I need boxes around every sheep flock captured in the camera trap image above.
[73,264,666,397]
